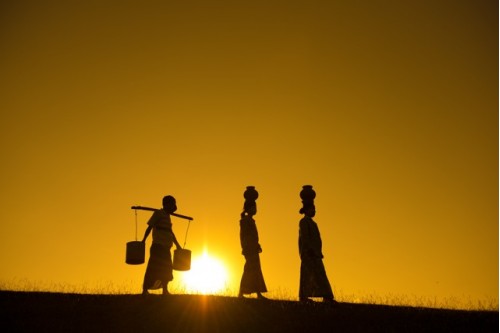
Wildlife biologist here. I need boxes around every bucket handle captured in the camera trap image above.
[134,209,138,241]
[183,219,191,248]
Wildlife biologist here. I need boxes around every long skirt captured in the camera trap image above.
[143,243,173,290]
[239,253,267,294]
[299,257,334,298]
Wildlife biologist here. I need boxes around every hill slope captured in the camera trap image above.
[0,291,497,332]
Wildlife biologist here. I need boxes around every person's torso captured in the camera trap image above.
[240,216,259,252]
[299,217,322,253]
[149,209,173,247]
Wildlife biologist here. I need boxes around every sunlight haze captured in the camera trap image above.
[0,0,498,309]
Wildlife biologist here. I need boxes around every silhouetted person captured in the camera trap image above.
[141,195,181,295]
[298,185,335,303]
[238,186,268,299]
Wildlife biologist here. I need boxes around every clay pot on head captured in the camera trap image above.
[244,186,259,201]
[300,185,316,201]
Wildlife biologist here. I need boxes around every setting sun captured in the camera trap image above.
[181,251,229,295]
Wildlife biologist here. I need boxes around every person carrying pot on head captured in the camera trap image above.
[298,185,336,304]
[238,186,268,300]
[141,195,182,295]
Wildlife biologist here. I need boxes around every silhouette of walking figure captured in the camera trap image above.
[141,195,182,295]
[238,186,268,299]
[298,185,336,303]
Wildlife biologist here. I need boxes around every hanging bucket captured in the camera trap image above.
[126,241,145,265]
[173,248,191,271]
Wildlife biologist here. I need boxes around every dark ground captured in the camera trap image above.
[0,291,497,333]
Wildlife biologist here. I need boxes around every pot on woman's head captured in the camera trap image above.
[244,186,259,201]
[300,185,316,201]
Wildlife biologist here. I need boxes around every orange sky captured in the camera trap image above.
[0,0,498,307]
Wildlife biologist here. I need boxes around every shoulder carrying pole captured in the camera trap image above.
[131,206,194,221]
[131,205,194,248]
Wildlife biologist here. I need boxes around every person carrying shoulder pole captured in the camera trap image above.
[141,195,182,295]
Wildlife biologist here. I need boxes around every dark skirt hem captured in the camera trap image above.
[239,253,267,294]
[143,243,173,290]
[299,257,334,298]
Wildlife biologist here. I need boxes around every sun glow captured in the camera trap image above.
[181,250,229,295]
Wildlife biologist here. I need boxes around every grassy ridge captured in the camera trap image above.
[0,291,497,333]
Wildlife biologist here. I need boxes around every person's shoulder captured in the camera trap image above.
[300,216,312,224]
[155,209,171,218]
[149,209,167,222]
[150,210,163,219]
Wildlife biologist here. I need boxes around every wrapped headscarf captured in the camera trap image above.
[299,185,315,214]
[242,186,258,216]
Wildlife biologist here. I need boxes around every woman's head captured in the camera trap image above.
[300,185,316,217]
[162,195,177,213]
[243,201,257,216]
[242,186,258,217]
[300,204,316,217]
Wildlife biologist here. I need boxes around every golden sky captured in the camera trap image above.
[0,0,498,306]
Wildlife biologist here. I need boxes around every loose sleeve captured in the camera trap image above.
[298,218,311,258]
[240,217,260,256]
[147,210,160,227]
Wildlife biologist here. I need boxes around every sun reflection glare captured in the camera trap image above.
[181,250,229,295]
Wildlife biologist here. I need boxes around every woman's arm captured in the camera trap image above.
[240,219,261,255]
[299,218,313,257]
[142,211,160,243]
[171,230,181,249]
